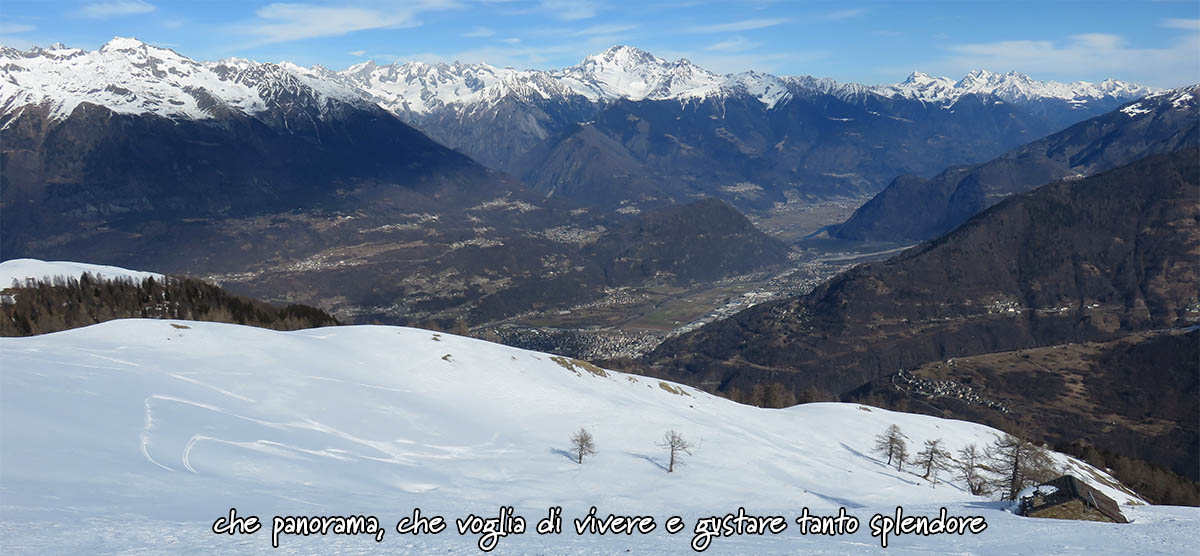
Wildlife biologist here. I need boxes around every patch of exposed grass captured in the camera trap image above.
[658,381,691,397]
[551,356,609,378]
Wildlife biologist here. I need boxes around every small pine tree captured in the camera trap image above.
[570,427,597,464]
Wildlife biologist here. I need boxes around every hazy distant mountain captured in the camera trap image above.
[834,86,1199,242]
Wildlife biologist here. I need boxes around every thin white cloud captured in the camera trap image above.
[502,37,521,44]
[0,23,35,33]
[463,26,496,37]
[688,18,787,33]
[1162,18,1200,31]
[80,0,156,19]
[571,23,637,36]
[931,32,1200,88]
[241,2,457,45]
[541,0,598,21]
[349,49,367,56]
[823,8,867,21]
[705,36,761,53]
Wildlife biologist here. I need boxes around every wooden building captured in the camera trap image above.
[1017,475,1128,524]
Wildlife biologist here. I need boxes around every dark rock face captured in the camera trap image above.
[646,149,1200,396]
[834,87,1200,242]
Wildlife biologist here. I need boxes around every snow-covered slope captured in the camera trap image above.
[1119,85,1199,116]
[3,318,1192,555]
[0,258,163,287]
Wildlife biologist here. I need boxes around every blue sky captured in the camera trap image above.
[1,1,1197,87]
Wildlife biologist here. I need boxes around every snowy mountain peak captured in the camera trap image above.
[901,71,937,84]
[343,59,379,77]
[881,69,1155,105]
[957,68,1000,85]
[582,44,662,67]
[558,45,721,102]
[0,37,368,121]
[100,35,150,52]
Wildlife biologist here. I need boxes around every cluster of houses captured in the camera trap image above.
[890,368,1010,413]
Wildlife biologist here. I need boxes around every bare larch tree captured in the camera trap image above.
[873,424,908,469]
[955,443,990,495]
[915,438,952,484]
[658,429,693,473]
[570,427,597,464]
[894,439,910,471]
[986,432,1057,500]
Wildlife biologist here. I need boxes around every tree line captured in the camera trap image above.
[873,423,1058,500]
[1,273,338,336]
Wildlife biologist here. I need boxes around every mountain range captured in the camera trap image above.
[4,40,1149,125]
[2,39,1157,214]
[333,45,1156,209]
[4,37,1170,328]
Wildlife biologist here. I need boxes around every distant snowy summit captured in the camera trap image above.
[0,39,1156,122]
[0,37,369,120]
[325,44,1158,114]
[879,69,1153,105]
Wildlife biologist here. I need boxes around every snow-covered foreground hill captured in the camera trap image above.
[1,320,1195,555]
